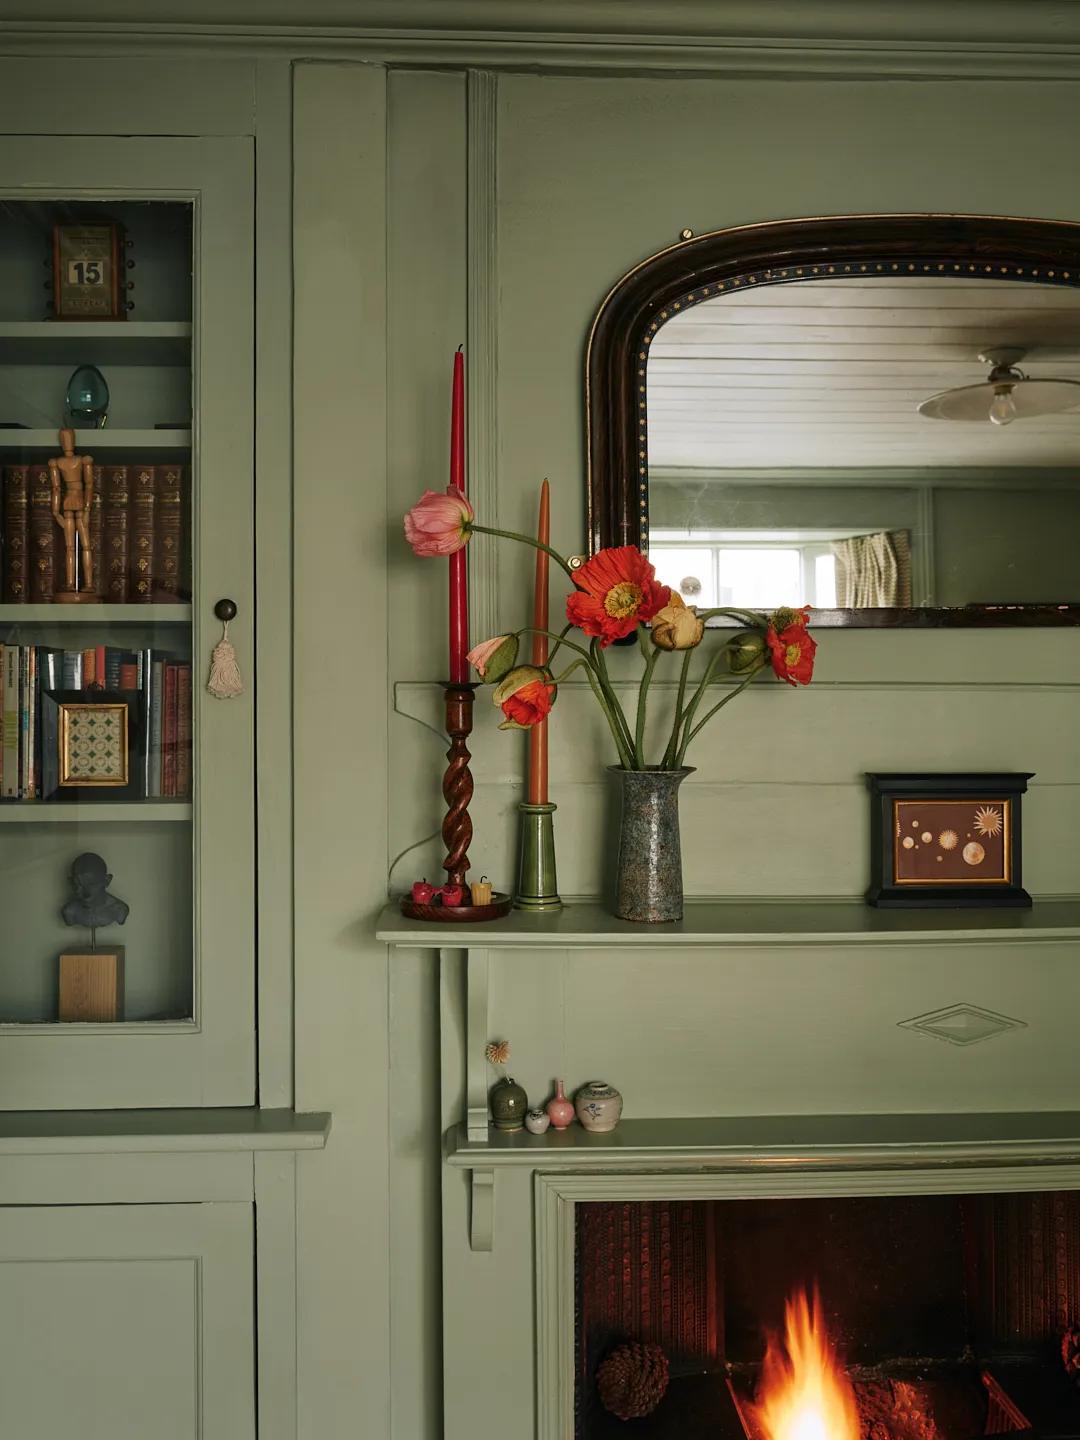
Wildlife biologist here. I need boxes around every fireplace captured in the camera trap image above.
[575,1191,1080,1439]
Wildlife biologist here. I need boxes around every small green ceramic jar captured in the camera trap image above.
[490,1076,528,1132]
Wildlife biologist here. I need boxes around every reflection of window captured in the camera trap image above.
[649,540,837,609]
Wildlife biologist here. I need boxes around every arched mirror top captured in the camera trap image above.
[586,214,1080,627]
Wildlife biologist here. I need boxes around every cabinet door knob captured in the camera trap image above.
[214,598,238,622]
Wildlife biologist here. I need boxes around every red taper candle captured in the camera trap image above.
[527,479,550,804]
[448,347,468,683]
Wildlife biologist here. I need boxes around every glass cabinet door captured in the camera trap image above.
[0,138,254,1108]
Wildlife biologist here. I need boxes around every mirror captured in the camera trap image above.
[586,215,1080,626]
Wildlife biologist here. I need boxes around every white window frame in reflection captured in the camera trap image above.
[650,527,882,610]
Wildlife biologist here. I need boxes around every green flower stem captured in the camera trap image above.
[672,649,725,760]
[513,626,592,664]
[582,663,635,770]
[590,637,637,760]
[543,622,575,669]
[633,645,661,770]
[696,606,769,629]
[469,524,575,579]
[677,668,761,765]
[550,658,589,684]
[661,646,695,769]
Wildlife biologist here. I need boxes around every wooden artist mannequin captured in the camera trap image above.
[49,427,97,600]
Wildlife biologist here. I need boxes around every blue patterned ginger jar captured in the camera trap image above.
[574,1080,623,1133]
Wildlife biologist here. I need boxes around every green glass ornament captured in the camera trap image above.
[65,365,109,428]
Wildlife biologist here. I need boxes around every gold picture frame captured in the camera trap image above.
[58,702,129,787]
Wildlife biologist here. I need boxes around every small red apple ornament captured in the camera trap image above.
[440,884,465,907]
[411,879,437,904]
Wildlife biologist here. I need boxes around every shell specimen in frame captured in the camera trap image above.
[974,806,1003,837]
[962,842,986,866]
[938,830,959,851]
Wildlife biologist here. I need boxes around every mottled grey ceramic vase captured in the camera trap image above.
[609,767,694,923]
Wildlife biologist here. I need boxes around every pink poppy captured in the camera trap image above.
[404,485,474,556]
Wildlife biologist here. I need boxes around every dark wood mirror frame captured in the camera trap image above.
[586,214,1080,627]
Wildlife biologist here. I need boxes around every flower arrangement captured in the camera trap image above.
[404,485,816,771]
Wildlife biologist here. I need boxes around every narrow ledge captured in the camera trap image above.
[378,898,1080,949]
[446,1113,1080,1171]
[0,1107,332,1155]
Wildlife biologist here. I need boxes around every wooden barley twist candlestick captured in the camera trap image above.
[441,682,475,888]
[399,682,512,923]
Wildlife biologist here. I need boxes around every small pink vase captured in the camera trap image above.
[546,1079,576,1131]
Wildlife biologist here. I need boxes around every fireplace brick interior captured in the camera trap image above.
[577,1192,1080,1439]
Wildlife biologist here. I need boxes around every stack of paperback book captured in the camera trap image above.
[0,641,192,801]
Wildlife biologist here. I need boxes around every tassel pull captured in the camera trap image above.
[207,598,243,699]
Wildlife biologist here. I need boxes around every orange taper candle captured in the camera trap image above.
[528,479,550,804]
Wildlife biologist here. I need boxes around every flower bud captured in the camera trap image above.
[726,631,767,674]
[492,666,557,730]
[650,592,705,651]
[466,633,518,683]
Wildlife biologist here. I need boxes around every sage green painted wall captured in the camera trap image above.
[4,29,1080,1440]
[292,62,392,1440]
[388,71,1080,903]
[380,67,1080,1439]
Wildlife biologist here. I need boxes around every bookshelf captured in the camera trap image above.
[0,430,192,450]
[0,603,191,625]
[0,802,192,824]
[0,147,254,1106]
[0,321,192,366]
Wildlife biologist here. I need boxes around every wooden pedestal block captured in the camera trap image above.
[58,948,125,1023]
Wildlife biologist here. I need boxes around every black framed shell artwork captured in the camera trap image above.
[866,773,1033,909]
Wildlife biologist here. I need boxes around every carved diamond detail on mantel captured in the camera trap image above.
[898,1003,1028,1047]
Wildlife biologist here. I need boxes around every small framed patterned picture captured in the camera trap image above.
[866,773,1033,909]
[41,691,144,802]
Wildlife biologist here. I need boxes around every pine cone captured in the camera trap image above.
[1063,1324,1080,1382]
[596,1341,669,1420]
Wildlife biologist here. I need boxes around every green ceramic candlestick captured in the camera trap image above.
[514,801,561,912]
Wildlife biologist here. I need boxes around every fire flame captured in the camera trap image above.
[749,1289,860,1440]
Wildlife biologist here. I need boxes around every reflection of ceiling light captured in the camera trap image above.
[917,348,1080,425]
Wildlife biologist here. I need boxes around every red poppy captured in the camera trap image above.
[766,609,817,687]
[500,677,555,729]
[565,546,671,646]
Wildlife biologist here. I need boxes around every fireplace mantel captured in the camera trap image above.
[379,900,1080,1437]
[380,899,1080,1249]
[378,898,1080,949]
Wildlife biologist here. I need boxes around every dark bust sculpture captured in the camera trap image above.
[61,852,129,946]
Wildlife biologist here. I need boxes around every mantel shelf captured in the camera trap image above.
[447,1112,1080,1172]
[0,1108,331,1156]
[378,898,1080,948]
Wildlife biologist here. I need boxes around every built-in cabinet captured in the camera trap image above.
[0,102,308,1440]
[0,135,255,1110]
[0,1203,255,1440]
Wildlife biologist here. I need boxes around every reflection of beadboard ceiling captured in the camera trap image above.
[646,277,1080,469]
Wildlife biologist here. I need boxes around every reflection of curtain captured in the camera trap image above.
[831,530,912,607]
